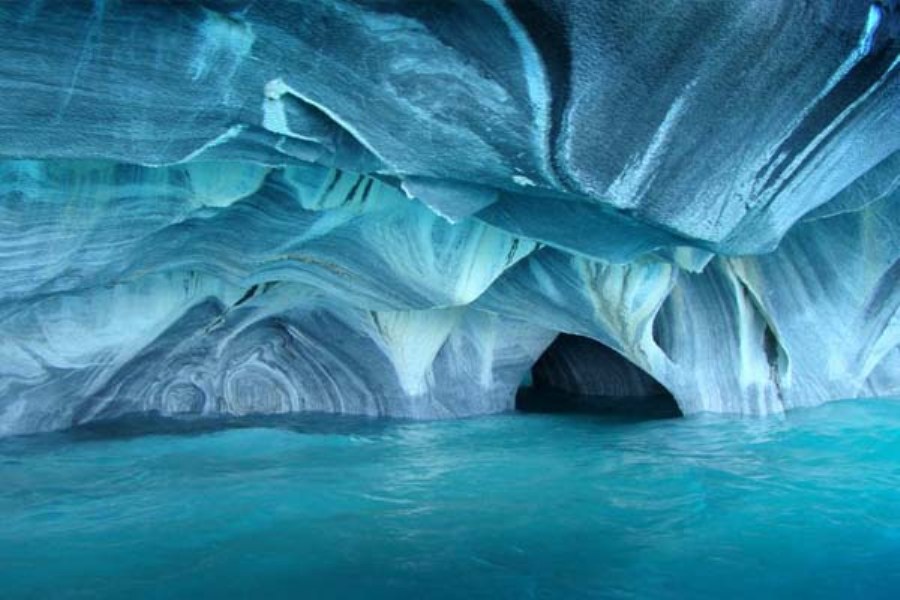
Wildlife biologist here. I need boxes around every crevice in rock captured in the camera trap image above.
[651,293,675,360]
[733,272,790,398]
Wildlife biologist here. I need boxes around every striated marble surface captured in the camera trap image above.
[0,1,898,434]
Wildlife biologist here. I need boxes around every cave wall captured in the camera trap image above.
[0,1,898,434]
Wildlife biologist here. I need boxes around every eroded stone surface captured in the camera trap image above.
[0,1,898,434]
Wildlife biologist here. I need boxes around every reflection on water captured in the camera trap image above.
[1,399,899,599]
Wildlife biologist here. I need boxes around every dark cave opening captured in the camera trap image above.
[516,334,682,419]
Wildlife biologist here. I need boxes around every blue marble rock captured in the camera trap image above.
[0,1,897,434]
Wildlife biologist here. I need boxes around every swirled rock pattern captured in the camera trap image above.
[0,1,898,434]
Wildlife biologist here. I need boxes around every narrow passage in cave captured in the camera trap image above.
[516,334,682,419]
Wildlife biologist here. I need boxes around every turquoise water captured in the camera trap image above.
[2,400,900,599]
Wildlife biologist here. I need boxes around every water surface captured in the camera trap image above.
[2,400,899,599]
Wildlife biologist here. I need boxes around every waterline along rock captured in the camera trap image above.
[0,1,898,435]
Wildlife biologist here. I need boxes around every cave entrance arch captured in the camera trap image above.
[517,334,681,419]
